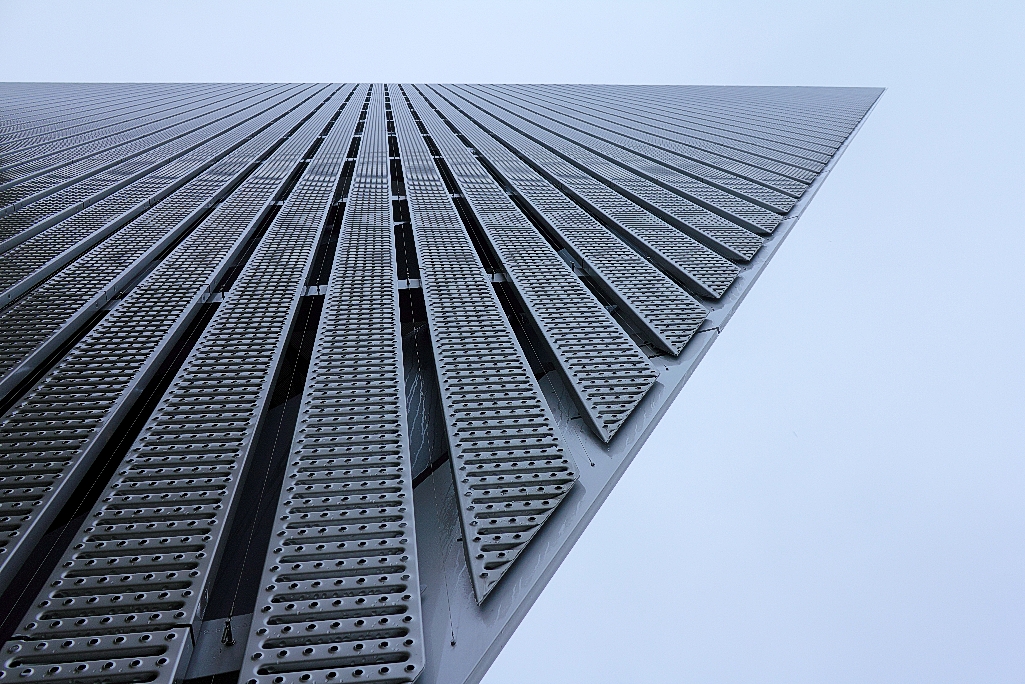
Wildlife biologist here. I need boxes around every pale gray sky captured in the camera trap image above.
[2,1,1023,682]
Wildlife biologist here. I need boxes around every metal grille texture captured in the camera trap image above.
[0,82,880,684]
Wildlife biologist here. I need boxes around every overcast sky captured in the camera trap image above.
[2,1,1023,682]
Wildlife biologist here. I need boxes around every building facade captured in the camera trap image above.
[0,83,880,684]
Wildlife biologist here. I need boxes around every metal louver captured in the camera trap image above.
[0,82,881,684]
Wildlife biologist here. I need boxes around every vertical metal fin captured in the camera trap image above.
[490,85,808,206]
[392,86,577,603]
[0,87,349,598]
[512,85,823,182]
[0,84,298,232]
[449,85,765,261]
[0,85,323,305]
[416,85,707,356]
[466,85,788,231]
[0,86,333,400]
[401,85,657,441]
[240,85,427,684]
[431,85,741,299]
[0,85,256,175]
[0,84,362,684]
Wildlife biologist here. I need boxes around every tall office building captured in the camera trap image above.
[0,83,880,684]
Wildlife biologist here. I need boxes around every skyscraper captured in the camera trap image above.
[0,83,880,684]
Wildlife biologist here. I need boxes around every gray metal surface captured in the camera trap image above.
[0,85,261,183]
[239,85,427,684]
[429,86,740,299]
[464,85,787,233]
[0,86,351,596]
[392,86,579,603]
[449,85,766,261]
[518,85,822,179]
[0,86,325,305]
[0,85,310,254]
[414,85,707,355]
[401,85,657,442]
[0,85,290,215]
[409,87,881,684]
[0,83,363,684]
[2,85,215,135]
[1,85,255,176]
[0,85,221,142]
[562,86,873,170]
[493,85,811,197]
[0,85,334,401]
[0,83,881,684]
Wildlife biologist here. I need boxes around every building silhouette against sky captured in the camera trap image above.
[0,82,879,684]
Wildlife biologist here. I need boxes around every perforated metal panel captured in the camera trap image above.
[0,84,364,684]
[0,85,294,217]
[402,86,659,440]
[1,85,230,147]
[491,85,810,202]
[0,86,307,257]
[463,86,787,233]
[240,85,427,684]
[450,86,766,261]
[414,85,707,355]
[0,82,881,684]
[1,85,257,180]
[515,85,823,182]
[0,86,352,596]
[391,86,579,603]
[0,86,326,305]
[563,85,859,157]
[430,86,741,299]
[0,86,333,400]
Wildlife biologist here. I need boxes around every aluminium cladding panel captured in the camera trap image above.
[0,86,353,598]
[601,86,862,152]
[0,86,296,240]
[0,85,310,252]
[467,85,789,231]
[0,83,206,155]
[0,87,303,254]
[0,83,150,124]
[0,84,291,213]
[430,86,740,299]
[477,85,873,203]
[401,85,660,440]
[0,85,329,305]
[0,85,258,174]
[462,86,785,236]
[410,84,880,684]
[524,85,828,179]
[0,84,183,146]
[0,629,195,684]
[0,85,267,189]
[0,83,364,684]
[0,84,220,141]
[492,84,809,202]
[600,85,881,157]
[415,86,707,356]
[241,86,427,684]
[0,84,231,154]
[391,86,578,603]
[588,87,880,179]
[532,85,831,174]
[447,86,764,262]
[0,85,340,402]
[653,86,879,137]
[0,84,256,176]
[497,84,816,190]
[0,83,278,190]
